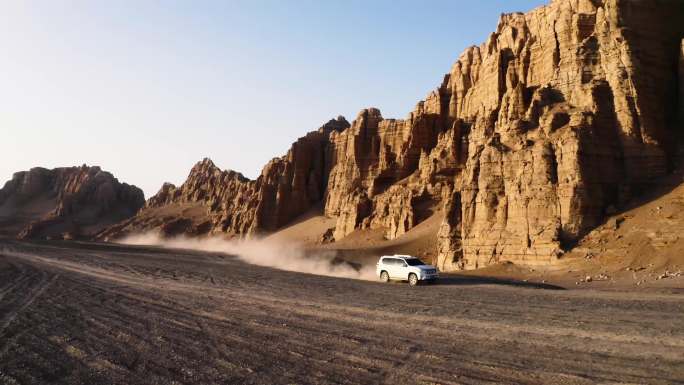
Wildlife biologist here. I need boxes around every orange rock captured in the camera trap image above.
[101,0,684,272]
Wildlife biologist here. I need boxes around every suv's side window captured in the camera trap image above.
[384,258,397,266]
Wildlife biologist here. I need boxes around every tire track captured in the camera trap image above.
[0,240,682,384]
[0,263,32,301]
[0,272,59,335]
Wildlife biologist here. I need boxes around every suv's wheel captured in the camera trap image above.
[380,271,390,283]
[408,273,418,287]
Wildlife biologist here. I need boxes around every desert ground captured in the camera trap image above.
[1,239,683,385]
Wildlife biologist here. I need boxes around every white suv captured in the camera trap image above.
[376,255,439,286]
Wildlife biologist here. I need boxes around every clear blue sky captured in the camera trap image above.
[0,0,544,197]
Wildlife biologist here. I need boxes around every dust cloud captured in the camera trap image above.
[119,233,377,281]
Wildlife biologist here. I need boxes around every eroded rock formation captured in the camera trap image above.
[434,0,684,269]
[100,117,350,239]
[0,166,144,239]
[323,0,684,270]
[103,0,684,271]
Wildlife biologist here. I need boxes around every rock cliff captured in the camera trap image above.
[103,0,684,271]
[324,0,684,270]
[0,166,144,239]
[99,117,350,239]
[433,0,684,269]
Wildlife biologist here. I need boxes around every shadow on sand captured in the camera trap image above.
[431,274,565,290]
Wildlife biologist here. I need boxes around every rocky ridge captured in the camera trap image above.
[98,117,350,240]
[103,0,684,271]
[0,165,144,239]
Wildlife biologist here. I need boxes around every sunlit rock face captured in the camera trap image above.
[101,0,684,271]
[100,117,350,239]
[432,0,684,270]
[322,0,683,270]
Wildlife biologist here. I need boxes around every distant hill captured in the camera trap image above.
[0,165,144,240]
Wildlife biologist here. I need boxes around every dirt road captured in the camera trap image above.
[0,240,682,385]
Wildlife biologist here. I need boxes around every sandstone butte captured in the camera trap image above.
[99,0,684,271]
[0,165,145,240]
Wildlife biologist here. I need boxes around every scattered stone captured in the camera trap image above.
[656,271,682,280]
[320,228,335,244]
[606,217,624,230]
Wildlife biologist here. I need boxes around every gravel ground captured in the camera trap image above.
[0,239,683,385]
